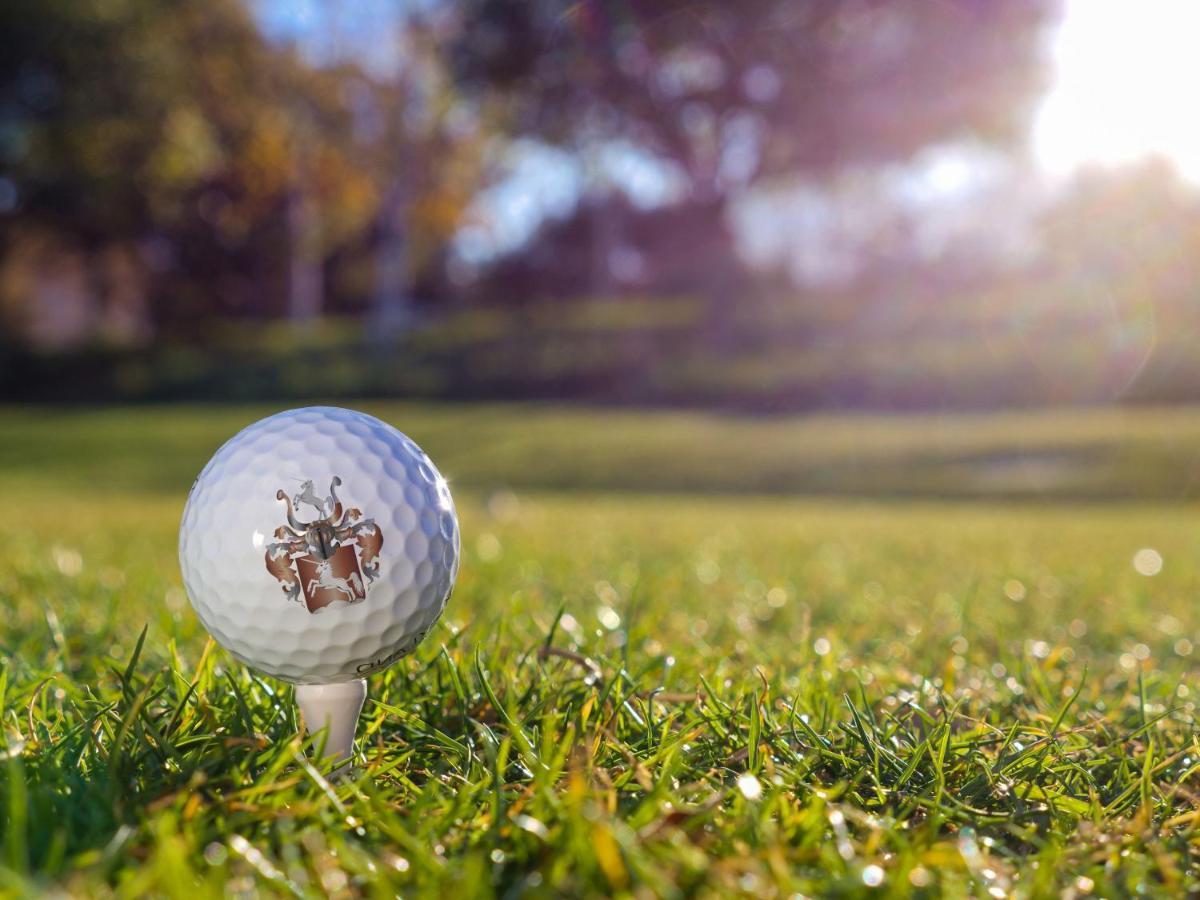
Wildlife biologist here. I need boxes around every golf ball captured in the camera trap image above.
[179,406,459,683]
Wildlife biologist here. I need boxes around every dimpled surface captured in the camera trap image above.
[179,407,459,684]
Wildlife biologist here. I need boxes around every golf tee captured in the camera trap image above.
[295,679,367,771]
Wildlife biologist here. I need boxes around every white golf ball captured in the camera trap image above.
[179,406,459,684]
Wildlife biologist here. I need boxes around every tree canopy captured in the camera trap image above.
[453,0,1058,200]
[0,0,486,329]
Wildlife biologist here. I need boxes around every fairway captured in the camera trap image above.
[3,404,1200,896]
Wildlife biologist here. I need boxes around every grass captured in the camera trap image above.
[3,402,1200,896]
[6,401,1200,499]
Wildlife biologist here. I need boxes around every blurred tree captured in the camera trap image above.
[1,0,331,330]
[250,0,493,335]
[1026,158,1200,401]
[358,12,492,340]
[450,0,1059,333]
[0,0,487,342]
[1037,158,1200,323]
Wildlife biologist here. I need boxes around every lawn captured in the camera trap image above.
[2,403,1200,896]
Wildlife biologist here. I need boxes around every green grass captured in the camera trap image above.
[3,403,1200,896]
[6,401,1200,499]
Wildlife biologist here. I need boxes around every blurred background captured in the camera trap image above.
[2,0,1199,411]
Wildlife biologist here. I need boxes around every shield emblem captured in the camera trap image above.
[264,476,384,614]
[295,543,367,612]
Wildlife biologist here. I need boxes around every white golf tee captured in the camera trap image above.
[295,679,367,771]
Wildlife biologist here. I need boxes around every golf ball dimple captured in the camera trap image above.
[178,406,460,684]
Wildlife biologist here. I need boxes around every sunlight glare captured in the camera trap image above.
[1035,0,1200,180]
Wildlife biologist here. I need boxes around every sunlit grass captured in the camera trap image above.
[3,406,1200,895]
[6,401,1200,499]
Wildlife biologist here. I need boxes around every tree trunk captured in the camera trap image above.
[287,181,323,325]
[694,197,748,355]
[588,194,620,299]
[368,179,414,343]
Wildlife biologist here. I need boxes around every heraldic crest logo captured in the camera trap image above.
[264,476,384,613]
